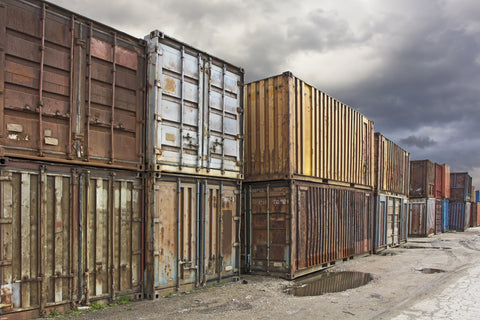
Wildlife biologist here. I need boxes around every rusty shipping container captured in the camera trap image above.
[441,164,450,199]
[435,164,442,199]
[242,180,373,279]
[144,174,240,297]
[408,198,435,237]
[435,198,442,234]
[0,157,143,318]
[373,194,408,252]
[409,160,436,198]
[145,30,244,179]
[470,202,478,227]
[448,201,471,232]
[244,72,375,188]
[450,172,472,202]
[374,133,410,196]
[0,0,145,171]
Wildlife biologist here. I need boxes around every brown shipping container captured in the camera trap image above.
[441,164,450,198]
[374,133,410,196]
[435,164,442,199]
[435,198,442,234]
[145,31,244,180]
[243,180,373,279]
[0,158,143,317]
[470,202,478,227]
[0,0,145,171]
[408,198,436,237]
[244,72,375,188]
[409,160,436,198]
[450,172,472,202]
[144,174,240,297]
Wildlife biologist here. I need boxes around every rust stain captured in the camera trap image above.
[164,77,176,94]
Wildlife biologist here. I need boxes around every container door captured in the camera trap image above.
[386,198,394,246]
[409,202,425,236]
[435,199,442,234]
[152,180,198,289]
[375,198,386,249]
[393,198,400,245]
[0,167,73,314]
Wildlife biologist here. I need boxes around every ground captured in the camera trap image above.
[55,227,480,320]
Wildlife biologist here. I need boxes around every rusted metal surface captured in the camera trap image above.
[450,172,472,202]
[441,164,450,199]
[470,202,478,227]
[374,194,408,251]
[144,174,240,297]
[435,198,442,234]
[243,180,373,279]
[0,157,143,316]
[374,133,410,196]
[145,31,244,179]
[244,72,375,189]
[409,160,436,198]
[435,164,442,199]
[448,201,471,232]
[0,0,145,171]
[408,198,435,237]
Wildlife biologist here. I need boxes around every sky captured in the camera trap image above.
[49,0,480,190]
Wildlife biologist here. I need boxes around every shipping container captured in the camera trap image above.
[435,198,442,234]
[470,202,478,227]
[242,180,373,279]
[476,190,479,202]
[442,198,449,232]
[144,174,240,298]
[450,172,472,202]
[472,187,476,204]
[409,160,436,198]
[441,164,450,199]
[0,157,143,318]
[0,0,145,171]
[145,30,244,180]
[448,201,471,231]
[244,72,375,188]
[477,203,480,227]
[374,133,410,196]
[408,198,435,237]
[435,164,442,199]
[373,194,408,252]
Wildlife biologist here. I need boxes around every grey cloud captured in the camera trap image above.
[399,136,437,149]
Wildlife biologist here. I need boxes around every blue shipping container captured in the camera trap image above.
[442,198,449,232]
[476,190,479,202]
[448,202,471,232]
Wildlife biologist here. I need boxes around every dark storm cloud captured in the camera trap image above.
[400,136,437,149]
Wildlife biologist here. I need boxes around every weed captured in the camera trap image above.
[118,295,131,305]
[90,301,106,311]
[48,309,64,318]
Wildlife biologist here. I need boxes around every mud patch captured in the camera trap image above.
[417,268,446,274]
[284,271,373,297]
[402,245,451,250]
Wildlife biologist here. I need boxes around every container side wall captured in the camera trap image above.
[441,164,450,199]
[450,173,472,202]
[435,198,442,234]
[448,201,469,231]
[435,164,442,199]
[408,198,436,237]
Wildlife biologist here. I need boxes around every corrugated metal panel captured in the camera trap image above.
[409,160,436,198]
[450,172,472,202]
[144,174,240,297]
[374,133,410,196]
[448,201,470,231]
[435,198,442,234]
[145,31,244,180]
[441,164,450,199]
[442,198,449,232]
[470,202,478,227]
[477,203,480,227]
[435,164,442,199]
[374,194,408,251]
[244,72,375,188]
[0,0,145,171]
[476,190,479,202]
[0,158,143,317]
[243,180,373,279]
[408,198,435,237]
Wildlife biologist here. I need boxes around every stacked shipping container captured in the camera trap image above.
[242,72,375,279]
[449,172,472,231]
[143,31,244,296]
[0,0,145,317]
[440,164,450,232]
[373,133,409,252]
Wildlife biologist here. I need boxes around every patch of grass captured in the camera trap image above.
[164,292,174,298]
[90,301,106,311]
[126,306,133,311]
[118,295,131,305]
[48,309,64,318]
[65,309,82,317]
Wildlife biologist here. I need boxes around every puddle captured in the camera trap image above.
[284,271,373,297]
[418,268,446,274]
[402,245,451,250]
[377,251,397,256]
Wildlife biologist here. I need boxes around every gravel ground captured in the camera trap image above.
[47,227,480,320]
